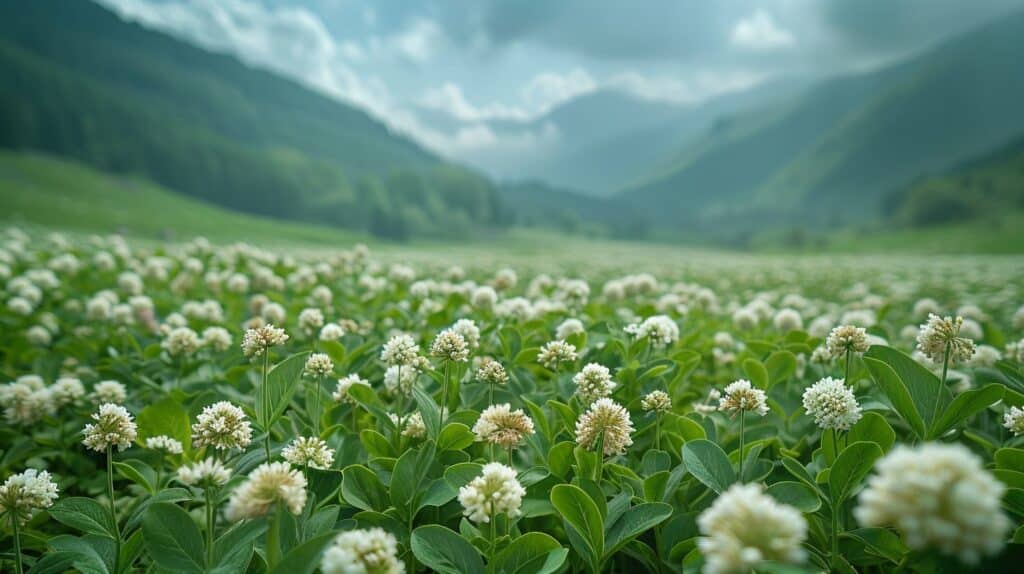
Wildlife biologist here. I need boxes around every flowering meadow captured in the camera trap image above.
[2,228,1024,574]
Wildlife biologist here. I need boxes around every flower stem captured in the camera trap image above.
[107,446,121,574]
[831,499,841,568]
[844,347,852,385]
[266,506,281,568]
[655,413,661,451]
[12,513,23,574]
[263,352,271,462]
[312,374,322,436]
[441,360,450,423]
[487,513,497,574]
[205,488,216,568]
[738,410,746,482]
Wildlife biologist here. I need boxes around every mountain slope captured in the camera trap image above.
[622,10,1024,232]
[0,0,506,239]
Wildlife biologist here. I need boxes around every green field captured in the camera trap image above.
[0,152,368,246]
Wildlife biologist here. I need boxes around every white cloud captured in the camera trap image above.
[730,10,795,51]
[609,70,764,105]
[521,68,598,111]
[391,18,442,62]
[420,83,531,122]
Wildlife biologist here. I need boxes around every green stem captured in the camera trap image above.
[655,413,661,451]
[267,506,281,568]
[205,488,216,568]
[831,499,841,568]
[487,513,497,574]
[844,347,852,385]
[441,360,450,423]
[12,513,23,574]
[738,411,746,482]
[263,352,271,462]
[940,343,951,387]
[488,381,494,407]
[107,446,121,574]
[313,375,322,436]
[507,445,513,467]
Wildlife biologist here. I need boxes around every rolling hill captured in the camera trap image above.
[621,9,1024,237]
[0,0,507,240]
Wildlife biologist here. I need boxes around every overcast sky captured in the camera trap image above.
[98,0,1024,165]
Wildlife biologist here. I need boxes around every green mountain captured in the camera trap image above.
[622,10,1024,237]
[886,134,1024,227]
[0,0,507,240]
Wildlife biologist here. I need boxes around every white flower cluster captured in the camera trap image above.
[718,380,769,417]
[191,401,252,451]
[430,329,470,362]
[537,340,578,369]
[450,318,481,349]
[177,458,232,487]
[92,380,127,405]
[145,435,184,454]
[476,358,508,386]
[641,390,672,413]
[1004,406,1024,436]
[916,314,976,365]
[333,374,370,404]
[458,463,525,523]
[825,325,870,358]
[698,483,807,574]
[0,377,54,425]
[625,315,679,348]
[282,436,335,470]
[241,324,289,359]
[855,443,1010,564]
[0,468,59,522]
[380,334,420,366]
[82,403,138,452]
[472,403,535,447]
[575,398,634,456]
[321,527,405,574]
[225,462,307,520]
[801,377,861,431]
[573,363,616,404]
[304,352,334,378]
[162,326,201,357]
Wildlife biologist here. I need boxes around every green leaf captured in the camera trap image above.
[411,525,485,574]
[114,461,154,494]
[865,346,951,436]
[46,535,111,574]
[438,423,475,451]
[268,532,338,574]
[604,502,673,558]
[390,441,437,519]
[492,532,567,574]
[136,396,192,451]
[444,462,484,490]
[341,465,390,512]
[141,502,206,573]
[996,448,1024,471]
[412,385,442,439]
[842,527,908,563]
[550,484,604,572]
[765,481,821,513]
[765,351,797,386]
[256,351,311,428]
[863,356,926,439]
[846,412,896,453]
[212,520,267,574]
[547,442,574,478]
[682,440,736,494]
[49,497,117,539]
[929,384,1004,438]
[742,359,769,389]
[828,441,883,504]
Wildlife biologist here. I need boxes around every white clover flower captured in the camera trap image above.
[1004,406,1024,436]
[261,302,286,325]
[319,323,345,341]
[0,469,59,523]
[1005,340,1024,363]
[430,329,470,363]
[451,318,481,349]
[26,325,51,346]
[471,286,498,309]
[458,463,525,523]
[969,344,1001,368]
[575,398,634,456]
[772,308,803,332]
[476,358,508,386]
[0,381,54,425]
[473,404,535,447]
[825,325,870,358]
[50,377,85,408]
[913,298,942,319]
[177,458,232,487]
[538,340,578,369]
[693,389,722,414]
[192,401,252,451]
[916,314,976,365]
[801,377,861,431]
[333,374,370,404]
[241,324,289,359]
[383,364,420,396]
[555,318,586,340]
[82,403,137,452]
[145,435,183,454]
[855,443,1011,564]
[8,296,33,316]
[718,380,768,417]
[225,462,307,520]
[641,390,672,413]
[162,326,201,357]
[492,268,518,291]
[731,307,758,330]
[697,483,807,574]
[298,308,325,336]
[625,315,679,348]
[573,363,616,404]
[321,527,404,574]
[388,412,427,439]
[304,353,334,378]
[200,327,232,352]
[90,381,126,406]
[282,436,335,470]
[381,334,420,366]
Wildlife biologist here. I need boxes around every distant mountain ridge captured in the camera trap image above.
[619,9,1024,236]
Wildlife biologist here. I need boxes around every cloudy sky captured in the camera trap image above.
[98,0,1024,170]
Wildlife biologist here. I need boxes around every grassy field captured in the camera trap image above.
[2,150,1022,259]
[0,151,368,246]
